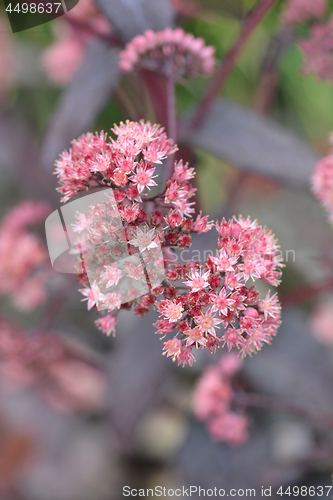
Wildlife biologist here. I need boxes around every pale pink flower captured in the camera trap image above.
[185,326,206,348]
[221,328,244,351]
[130,165,157,193]
[184,269,210,292]
[163,337,182,360]
[211,288,235,315]
[240,257,263,282]
[193,211,214,233]
[177,345,196,367]
[211,250,238,273]
[95,313,118,337]
[174,198,195,217]
[80,280,102,310]
[154,318,176,336]
[128,226,158,252]
[159,299,184,322]
[72,212,92,232]
[258,291,280,321]
[194,308,221,337]
[173,160,195,182]
[101,265,123,288]
[125,261,145,280]
[103,292,122,311]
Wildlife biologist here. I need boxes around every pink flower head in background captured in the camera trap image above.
[0,201,51,311]
[193,353,248,446]
[41,0,111,85]
[281,0,327,25]
[312,149,333,222]
[0,320,106,413]
[299,16,333,81]
[119,27,216,78]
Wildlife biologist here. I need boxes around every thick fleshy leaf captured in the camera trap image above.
[41,40,121,172]
[185,98,319,189]
[0,112,51,198]
[94,0,175,42]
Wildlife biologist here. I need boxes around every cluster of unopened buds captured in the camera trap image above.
[281,0,327,25]
[53,119,283,367]
[193,353,249,446]
[311,137,333,223]
[119,27,216,77]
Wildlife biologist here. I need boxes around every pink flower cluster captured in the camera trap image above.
[0,320,105,413]
[299,16,333,81]
[0,201,51,310]
[193,353,248,446]
[311,148,333,222]
[54,121,282,366]
[159,216,283,364]
[119,27,215,77]
[281,0,327,25]
[55,120,177,202]
[42,0,111,85]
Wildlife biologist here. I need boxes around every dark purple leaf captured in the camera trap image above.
[185,98,319,189]
[0,111,54,199]
[244,308,333,414]
[107,309,171,455]
[94,0,175,42]
[41,40,121,172]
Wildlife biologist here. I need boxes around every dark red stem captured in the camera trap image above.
[281,276,333,306]
[234,391,333,429]
[187,0,279,131]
